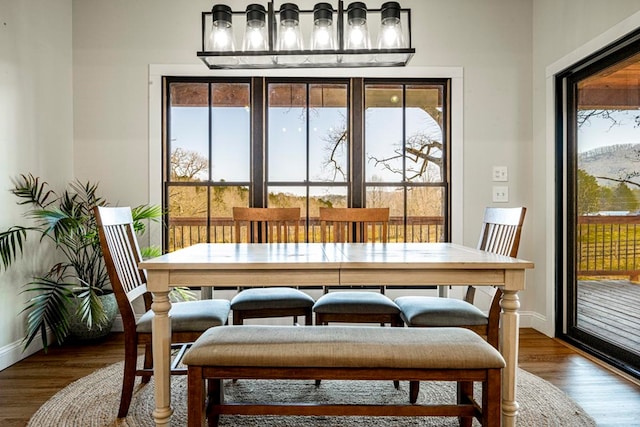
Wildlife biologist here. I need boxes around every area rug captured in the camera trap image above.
[28,360,596,427]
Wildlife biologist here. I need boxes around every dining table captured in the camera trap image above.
[139,242,534,427]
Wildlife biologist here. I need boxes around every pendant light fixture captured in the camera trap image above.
[206,4,235,52]
[311,3,336,50]
[377,1,405,49]
[346,2,370,50]
[242,4,268,51]
[197,1,415,69]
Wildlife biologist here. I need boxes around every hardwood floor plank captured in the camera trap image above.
[518,329,640,427]
[0,329,639,426]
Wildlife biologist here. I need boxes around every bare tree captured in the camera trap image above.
[320,119,443,183]
[171,147,208,181]
[168,148,210,218]
[320,117,348,181]
[369,131,443,182]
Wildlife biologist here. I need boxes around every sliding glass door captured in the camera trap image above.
[558,33,640,377]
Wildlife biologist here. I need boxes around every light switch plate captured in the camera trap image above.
[492,186,509,203]
[492,166,508,182]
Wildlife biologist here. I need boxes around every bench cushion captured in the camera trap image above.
[136,299,230,333]
[231,287,315,310]
[183,325,505,370]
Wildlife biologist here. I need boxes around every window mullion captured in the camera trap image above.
[351,78,364,208]
[252,77,266,207]
[207,83,213,242]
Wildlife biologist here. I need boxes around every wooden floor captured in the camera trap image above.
[0,329,639,426]
[578,279,640,352]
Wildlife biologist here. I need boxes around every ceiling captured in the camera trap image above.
[579,53,640,110]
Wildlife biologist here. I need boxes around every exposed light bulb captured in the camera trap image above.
[349,25,366,48]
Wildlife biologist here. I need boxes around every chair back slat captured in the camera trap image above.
[465,207,526,304]
[319,208,389,243]
[232,207,301,243]
[94,206,150,330]
[477,207,526,257]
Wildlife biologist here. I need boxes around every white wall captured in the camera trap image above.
[531,0,640,335]
[0,0,73,369]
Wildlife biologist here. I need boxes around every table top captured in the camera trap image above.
[140,242,534,271]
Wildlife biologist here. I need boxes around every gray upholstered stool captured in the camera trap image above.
[231,287,315,325]
[313,291,403,326]
[395,296,488,327]
[136,299,231,333]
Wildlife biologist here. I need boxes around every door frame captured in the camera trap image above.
[554,29,640,379]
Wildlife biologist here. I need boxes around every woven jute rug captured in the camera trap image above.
[28,361,596,427]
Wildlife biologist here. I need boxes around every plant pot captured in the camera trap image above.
[67,291,118,341]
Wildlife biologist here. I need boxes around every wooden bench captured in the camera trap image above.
[183,325,506,427]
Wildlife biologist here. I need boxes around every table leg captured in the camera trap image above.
[500,288,520,427]
[151,291,173,426]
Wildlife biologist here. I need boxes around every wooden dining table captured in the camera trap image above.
[140,242,534,427]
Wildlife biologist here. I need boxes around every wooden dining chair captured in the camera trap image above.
[394,206,526,404]
[312,207,403,327]
[230,207,315,325]
[94,206,231,418]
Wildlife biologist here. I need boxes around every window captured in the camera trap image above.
[266,80,349,242]
[364,82,447,242]
[163,77,450,250]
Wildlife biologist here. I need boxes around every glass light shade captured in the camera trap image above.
[311,3,335,50]
[242,4,268,51]
[377,2,405,48]
[346,2,370,50]
[278,3,303,51]
[207,4,235,52]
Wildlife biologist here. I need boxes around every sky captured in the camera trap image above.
[170,105,442,184]
[577,109,640,153]
[171,105,639,181]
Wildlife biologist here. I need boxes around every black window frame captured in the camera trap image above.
[163,76,451,248]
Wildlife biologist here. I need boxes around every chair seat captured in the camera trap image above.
[313,291,400,314]
[230,288,315,310]
[137,299,231,333]
[395,296,488,327]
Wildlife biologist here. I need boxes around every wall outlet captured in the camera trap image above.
[492,166,508,182]
[492,186,509,202]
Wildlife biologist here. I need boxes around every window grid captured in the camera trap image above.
[163,77,450,251]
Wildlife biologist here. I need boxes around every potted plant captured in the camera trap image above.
[0,174,162,351]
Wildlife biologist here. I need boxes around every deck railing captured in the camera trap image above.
[577,215,640,281]
[167,216,445,251]
[166,214,640,281]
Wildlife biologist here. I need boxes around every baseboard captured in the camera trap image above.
[527,311,553,337]
[111,315,124,332]
[0,334,46,372]
[1,311,547,371]
[111,313,545,331]
[0,316,126,372]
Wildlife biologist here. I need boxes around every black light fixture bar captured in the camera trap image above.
[197,0,415,69]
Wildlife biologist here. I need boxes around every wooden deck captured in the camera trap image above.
[577,279,640,352]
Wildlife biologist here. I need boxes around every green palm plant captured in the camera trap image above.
[0,174,162,351]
